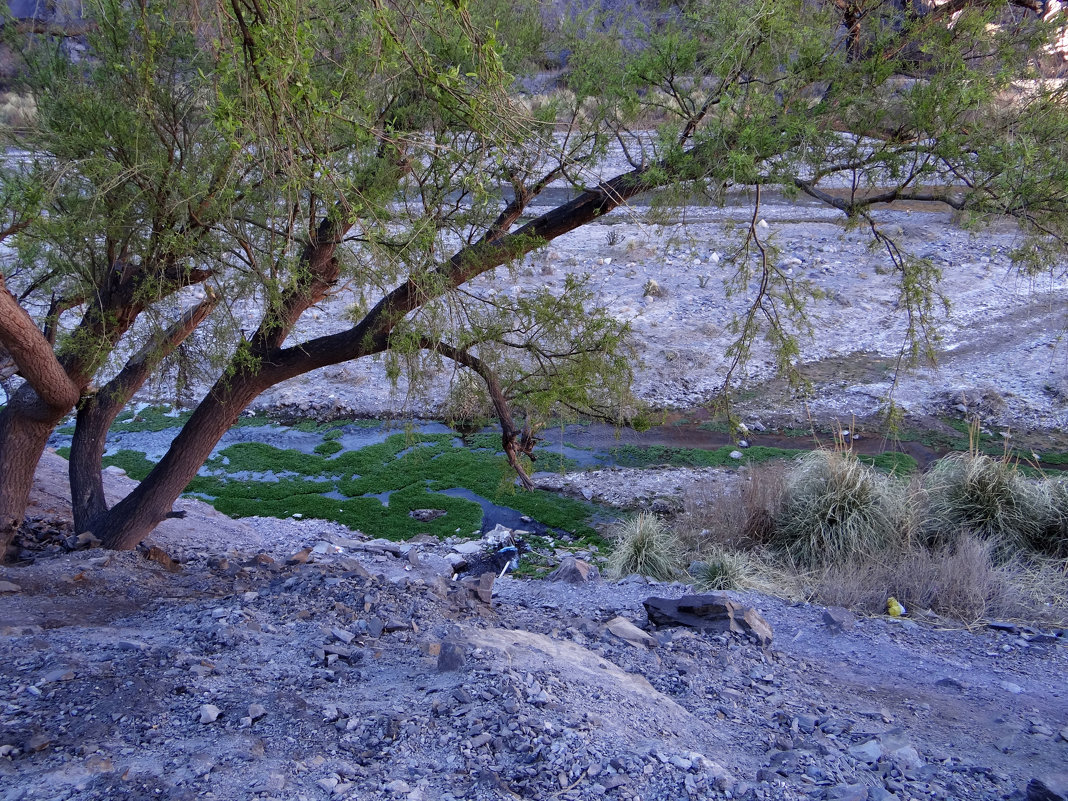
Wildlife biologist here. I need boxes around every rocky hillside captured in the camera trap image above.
[1,453,1066,801]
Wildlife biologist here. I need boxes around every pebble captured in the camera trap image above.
[199,704,221,723]
[0,580,21,593]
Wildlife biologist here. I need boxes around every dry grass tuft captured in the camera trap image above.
[771,450,908,567]
[658,454,1068,625]
[0,93,35,128]
[1036,480,1068,558]
[605,512,681,581]
[813,535,1016,623]
[923,452,1047,557]
[674,465,785,556]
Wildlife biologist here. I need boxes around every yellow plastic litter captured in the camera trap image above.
[887,596,906,617]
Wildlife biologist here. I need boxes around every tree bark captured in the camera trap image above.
[0,281,83,559]
[71,294,218,535]
[0,261,211,561]
[0,387,75,559]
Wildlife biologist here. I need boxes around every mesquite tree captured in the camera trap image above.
[1,0,1066,558]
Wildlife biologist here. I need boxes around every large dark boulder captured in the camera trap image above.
[643,593,773,646]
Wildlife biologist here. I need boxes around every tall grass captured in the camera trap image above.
[605,512,681,581]
[770,450,908,567]
[922,452,1047,556]
[667,451,1068,624]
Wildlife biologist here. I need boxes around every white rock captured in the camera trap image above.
[729,450,743,460]
[198,704,221,724]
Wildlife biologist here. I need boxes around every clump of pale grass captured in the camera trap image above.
[923,452,1047,557]
[605,512,681,581]
[771,450,907,567]
[1036,479,1068,558]
[674,465,786,556]
[0,93,35,128]
[690,544,755,591]
[813,535,1017,623]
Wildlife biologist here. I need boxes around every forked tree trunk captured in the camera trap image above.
[0,282,82,560]
[96,364,282,548]
[71,295,218,535]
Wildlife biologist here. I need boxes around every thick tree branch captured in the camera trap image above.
[0,278,80,411]
[71,291,220,534]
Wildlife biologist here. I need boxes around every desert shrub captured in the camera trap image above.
[1036,480,1068,558]
[923,452,1047,557]
[674,464,787,556]
[690,545,757,591]
[1004,554,1068,624]
[771,450,907,567]
[606,512,680,580]
[814,535,1015,622]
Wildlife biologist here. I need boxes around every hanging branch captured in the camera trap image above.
[416,337,538,490]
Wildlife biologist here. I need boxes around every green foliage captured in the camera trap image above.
[5,0,1068,554]
[858,452,918,476]
[109,407,193,434]
[101,450,157,481]
[187,433,600,541]
[313,440,343,456]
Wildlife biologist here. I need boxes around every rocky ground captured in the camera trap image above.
[3,191,1068,801]
[1,454,1067,801]
[230,194,1068,444]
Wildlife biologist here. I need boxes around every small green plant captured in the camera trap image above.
[314,440,343,456]
[606,512,680,580]
[771,450,906,567]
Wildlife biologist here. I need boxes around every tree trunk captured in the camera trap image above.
[0,387,72,559]
[71,296,218,535]
[92,161,661,548]
[96,369,273,549]
[0,280,83,561]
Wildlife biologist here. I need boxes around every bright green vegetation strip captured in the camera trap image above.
[110,407,194,433]
[607,443,807,469]
[184,432,603,542]
[102,450,157,481]
[606,443,917,475]
[858,452,918,476]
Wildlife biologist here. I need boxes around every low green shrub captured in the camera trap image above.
[313,440,343,456]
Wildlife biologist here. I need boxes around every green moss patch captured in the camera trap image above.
[187,432,601,542]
